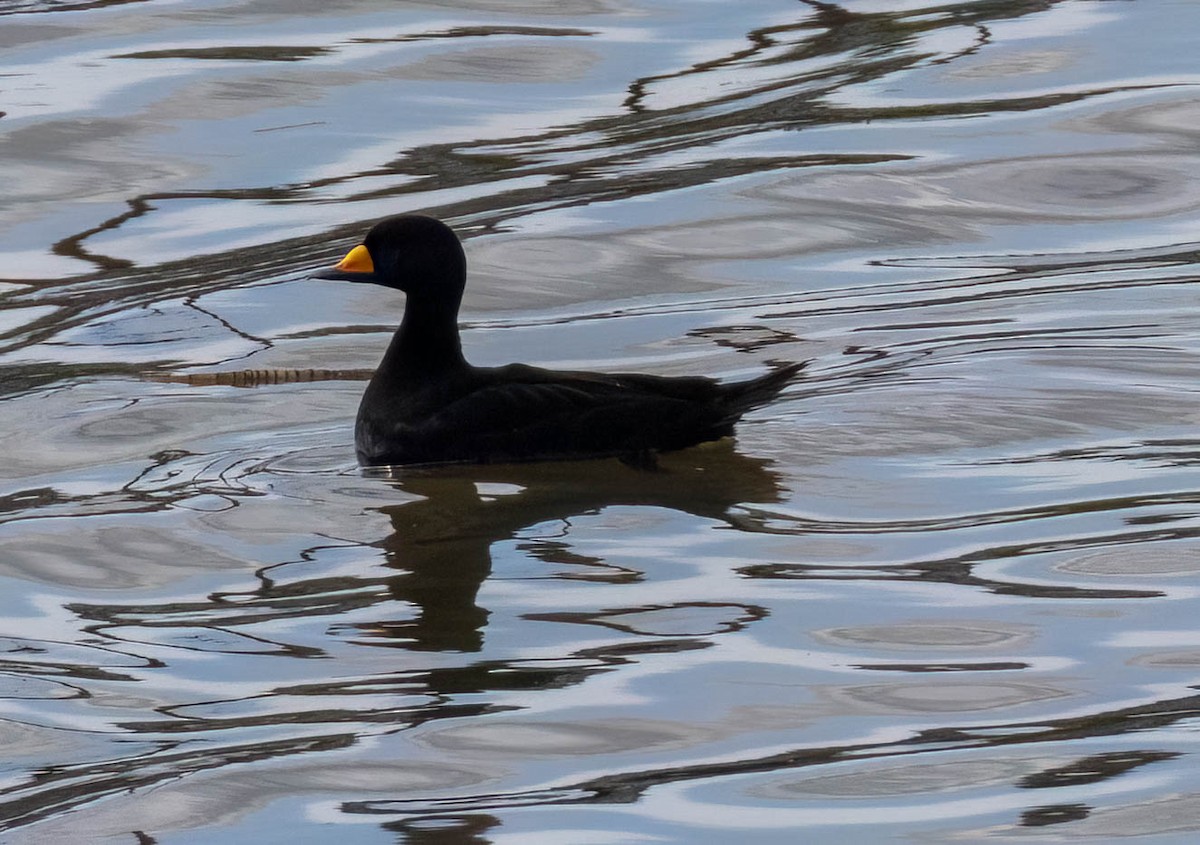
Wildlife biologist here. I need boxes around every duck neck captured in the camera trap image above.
[378,295,466,383]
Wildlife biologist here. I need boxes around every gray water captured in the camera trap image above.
[3,0,1200,842]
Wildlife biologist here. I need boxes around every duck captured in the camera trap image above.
[312,215,804,467]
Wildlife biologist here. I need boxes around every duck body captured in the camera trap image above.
[356,359,801,466]
[313,215,803,467]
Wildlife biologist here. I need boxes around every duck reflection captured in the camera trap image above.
[385,813,499,845]
[363,440,785,653]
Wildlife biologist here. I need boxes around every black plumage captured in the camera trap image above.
[312,215,803,466]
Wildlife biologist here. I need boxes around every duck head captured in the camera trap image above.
[312,215,467,309]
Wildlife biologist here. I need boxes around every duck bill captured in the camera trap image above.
[311,244,378,282]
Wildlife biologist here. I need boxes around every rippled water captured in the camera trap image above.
[3,0,1200,841]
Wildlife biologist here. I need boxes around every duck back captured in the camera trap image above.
[355,361,804,466]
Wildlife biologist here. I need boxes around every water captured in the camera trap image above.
[3,0,1200,841]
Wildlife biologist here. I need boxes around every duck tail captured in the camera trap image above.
[723,361,807,416]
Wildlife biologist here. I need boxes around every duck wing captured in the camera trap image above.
[359,363,801,466]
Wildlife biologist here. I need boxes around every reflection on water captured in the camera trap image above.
[3,0,1200,841]
[371,445,782,652]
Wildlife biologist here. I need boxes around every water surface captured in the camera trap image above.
[3,0,1200,842]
